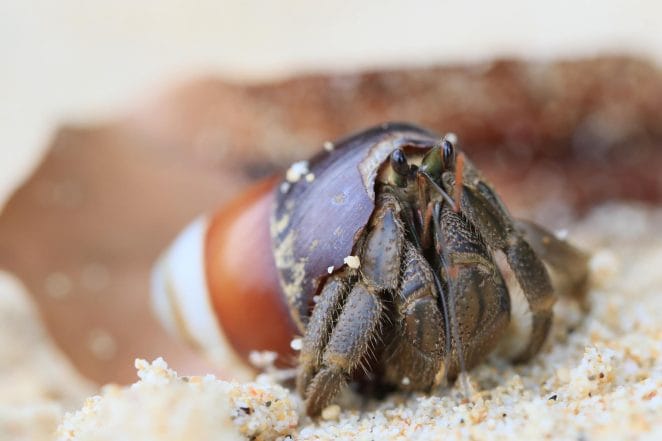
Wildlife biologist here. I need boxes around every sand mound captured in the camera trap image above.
[49,203,662,440]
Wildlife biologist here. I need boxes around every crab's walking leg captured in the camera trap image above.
[436,205,511,376]
[457,180,553,362]
[302,191,404,415]
[304,283,383,416]
[297,276,350,397]
[515,219,590,302]
[383,243,446,390]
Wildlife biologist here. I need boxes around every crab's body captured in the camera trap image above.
[272,124,588,415]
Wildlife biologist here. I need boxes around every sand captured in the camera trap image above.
[0,203,641,439]
[0,203,660,440]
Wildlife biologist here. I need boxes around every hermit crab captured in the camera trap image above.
[152,123,589,416]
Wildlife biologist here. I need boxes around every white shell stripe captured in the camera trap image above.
[151,216,253,379]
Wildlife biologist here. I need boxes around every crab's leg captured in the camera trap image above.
[302,191,404,415]
[515,219,590,303]
[435,203,511,376]
[457,179,555,362]
[304,283,383,416]
[297,276,350,397]
[383,243,446,390]
[360,192,405,291]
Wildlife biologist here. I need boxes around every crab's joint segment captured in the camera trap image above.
[421,202,434,250]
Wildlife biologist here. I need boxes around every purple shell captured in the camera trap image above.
[270,122,440,330]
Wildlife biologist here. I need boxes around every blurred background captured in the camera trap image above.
[0,4,661,436]
[2,0,662,208]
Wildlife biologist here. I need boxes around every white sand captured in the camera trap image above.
[46,203,662,440]
[57,359,297,441]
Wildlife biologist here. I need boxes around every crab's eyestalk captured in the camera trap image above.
[390,148,411,187]
[419,146,443,181]
[421,135,456,181]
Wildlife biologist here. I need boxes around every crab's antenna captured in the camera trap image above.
[396,188,423,250]
[433,201,470,397]
[419,171,457,210]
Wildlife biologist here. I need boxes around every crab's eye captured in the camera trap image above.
[441,139,456,169]
[390,149,410,176]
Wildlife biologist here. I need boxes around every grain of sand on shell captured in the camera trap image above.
[2,203,661,441]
